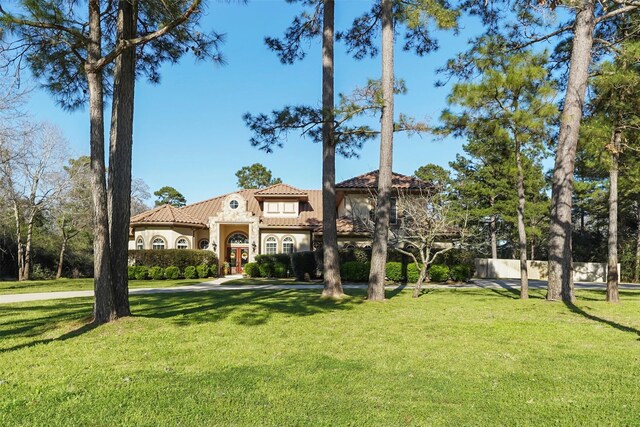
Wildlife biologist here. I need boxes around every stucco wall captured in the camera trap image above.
[474,258,620,282]
[259,229,311,253]
[338,193,371,219]
[129,226,198,250]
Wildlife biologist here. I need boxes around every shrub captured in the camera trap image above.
[184,266,197,279]
[438,249,476,277]
[450,264,472,282]
[196,264,210,279]
[165,266,180,280]
[134,266,149,280]
[259,262,274,278]
[291,251,316,281]
[407,263,423,283]
[210,264,218,278]
[385,262,404,282]
[429,264,450,282]
[150,266,164,280]
[128,266,136,280]
[274,262,288,278]
[340,261,370,282]
[128,249,218,271]
[255,254,291,266]
[244,262,260,278]
[338,248,371,263]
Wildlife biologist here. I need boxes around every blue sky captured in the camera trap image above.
[25,0,491,205]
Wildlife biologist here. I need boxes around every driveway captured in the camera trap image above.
[1,277,639,305]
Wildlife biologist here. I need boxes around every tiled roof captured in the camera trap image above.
[313,216,370,235]
[177,189,323,228]
[130,204,207,227]
[336,170,431,190]
[255,183,307,197]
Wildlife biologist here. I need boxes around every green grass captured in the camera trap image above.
[0,278,208,295]
[1,288,639,426]
[223,277,320,286]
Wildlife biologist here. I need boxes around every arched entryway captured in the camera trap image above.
[226,232,249,274]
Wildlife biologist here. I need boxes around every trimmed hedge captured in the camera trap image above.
[244,262,260,278]
[150,266,164,280]
[407,264,422,283]
[184,266,197,279]
[340,261,370,282]
[385,262,403,282]
[127,266,136,280]
[274,262,288,278]
[450,264,472,282]
[165,266,180,280]
[128,250,218,271]
[291,251,316,281]
[196,264,210,279]
[429,264,449,282]
[259,263,274,278]
[134,266,149,280]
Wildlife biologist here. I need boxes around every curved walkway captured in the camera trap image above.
[1,277,639,305]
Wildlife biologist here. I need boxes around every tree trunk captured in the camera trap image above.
[515,139,528,299]
[12,200,25,281]
[490,213,498,260]
[108,0,138,316]
[368,0,394,302]
[412,266,428,298]
[56,236,67,280]
[547,0,595,303]
[87,0,116,324]
[635,202,640,283]
[320,0,344,299]
[23,215,35,281]
[606,127,620,302]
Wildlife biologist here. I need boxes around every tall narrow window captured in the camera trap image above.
[136,237,144,250]
[282,236,295,254]
[265,236,277,254]
[152,237,166,250]
[390,197,397,225]
[176,238,189,250]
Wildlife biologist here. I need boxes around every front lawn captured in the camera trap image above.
[222,277,321,286]
[0,278,209,295]
[1,288,639,425]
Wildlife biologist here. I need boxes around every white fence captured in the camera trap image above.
[474,259,619,283]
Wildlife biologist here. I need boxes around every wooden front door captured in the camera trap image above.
[227,247,249,274]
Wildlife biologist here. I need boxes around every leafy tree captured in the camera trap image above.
[235,163,282,189]
[414,164,453,193]
[1,0,223,322]
[441,42,557,298]
[154,186,187,207]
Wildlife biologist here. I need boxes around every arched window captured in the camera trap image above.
[282,236,295,254]
[199,239,209,250]
[136,237,144,250]
[152,237,166,250]
[227,232,249,245]
[176,238,189,250]
[344,244,355,249]
[265,236,277,254]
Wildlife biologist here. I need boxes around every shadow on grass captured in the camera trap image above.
[134,289,365,327]
[564,301,640,340]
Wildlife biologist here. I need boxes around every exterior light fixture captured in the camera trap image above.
[212,242,217,252]
[252,241,257,253]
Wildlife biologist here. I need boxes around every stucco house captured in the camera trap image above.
[129,170,430,274]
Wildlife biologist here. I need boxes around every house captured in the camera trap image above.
[129,170,430,273]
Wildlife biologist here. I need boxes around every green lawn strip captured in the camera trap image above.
[0,288,639,426]
[0,278,209,295]
[222,277,322,286]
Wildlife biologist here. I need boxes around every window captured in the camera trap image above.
[199,239,209,250]
[390,198,397,224]
[229,199,239,209]
[152,237,166,250]
[227,233,248,245]
[344,244,355,249]
[176,238,189,250]
[265,236,277,254]
[282,236,295,254]
[136,237,144,250]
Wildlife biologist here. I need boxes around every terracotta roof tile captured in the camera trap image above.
[255,183,307,197]
[130,204,207,227]
[336,170,431,190]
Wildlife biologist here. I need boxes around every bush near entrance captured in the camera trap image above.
[129,250,218,271]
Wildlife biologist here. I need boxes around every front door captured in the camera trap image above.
[227,247,249,274]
